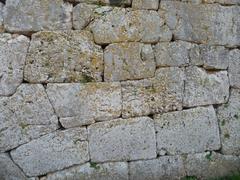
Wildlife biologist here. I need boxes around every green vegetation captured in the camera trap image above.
[90,162,100,170]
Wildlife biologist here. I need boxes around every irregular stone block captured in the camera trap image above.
[0,3,3,32]
[0,84,58,152]
[185,152,240,179]
[0,153,28,180]
[183,66,229,107]
[88,117,156,162]
[161,1,240,47]
[0,34,29,96]
[154,106,221,155]
[132,0,159,10]
[217,89,240,155]
[229,49,240,88]
[90,8,161,44]
[122,67,184,118]
[24,31,103,83]
[46,82,121,128]
[104,42,156,81]
[11,128,89,177]
[42,162,128,180]
[129,156,185,180]
[3,0,72,33]
[67,0,131,6]
[203,0,240,5]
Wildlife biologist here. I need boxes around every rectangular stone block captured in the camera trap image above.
[229,49,240,88]
[46,82,121,128]
[11,128,89,176]
[154,106,221,155]
[122,67,184,118]
[88,117,157,162]
[132,0,159,10]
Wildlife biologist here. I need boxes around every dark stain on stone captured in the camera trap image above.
[109,0,124,6]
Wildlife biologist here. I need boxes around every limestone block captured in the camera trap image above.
[11,128,89,177]
[88,117,156,162]
[0,84,58,152]
[183,66,229,107]
[46,82,121,128]
[229,49,240,88]
[0,33,29,96]
[132,0,159,10]
[104,42,156,81]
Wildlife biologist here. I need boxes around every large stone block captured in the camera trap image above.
[11,128,89,177]
[24,31,103,83]
[122,67,184,118]
[0,84,58,152]
[0,34,29,96]
[46,82,121,128]
[154,106,221,155]
[132,0,159,10]
[3,0,72,33]
[229,49,240,88]
[88,117,156,162]
[183,66,229,107]
[104,42,156,81]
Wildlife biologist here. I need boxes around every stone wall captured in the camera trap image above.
[0,0,239,179]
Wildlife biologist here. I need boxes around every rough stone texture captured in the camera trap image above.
[160,1,240,47]
[41,162,128,180]
[185,152,240,179]
[129,156,185,180]
[132,0,159,10]
[11,128,89,177]
[0,84,58,152]
[203,0,240,5]
[104,42,156,81]
[0,2,3,32]
[46,83,121,128]
[183,66,229,107]
[0,153,28,180]
[217,89,240,155]
[3,0,72,33]
[154,106,221,155]
[0,34,29,96]
[88,117,156,162]
[122,67,184,118]
[90,8,161,44]
[67,0,131,6]
[229,49,240,88]
[24,31,103,83]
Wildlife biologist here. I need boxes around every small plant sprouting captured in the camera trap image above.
[90,162,100,170]
[205,151,212,161]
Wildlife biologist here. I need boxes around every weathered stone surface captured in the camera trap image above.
[185,152,240,179]
[129,156,185,180]
[11,128,89,177]
[159,25,172,42]
[67,0,131,6]
[132,0,159,10]
[0,2,3,32]
[41,162,128,180]
[217,89,240,155]
[161,1,240,47]
[24,31,103,83]
[0,153,28,180]
[0,34,29,96]
[183,66,229,107]
[229,49,240,88]
[203,0,240,5]
[154,106,221,155]
[46,83,121,128]
[88,117,156,162]
[90,8,161,44]
[122,67,184,118]
[3,0,72,33]
[0,84,58,152]
[104,42,156,81]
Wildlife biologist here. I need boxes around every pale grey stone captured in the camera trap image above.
[0,153,27,180]
[203,0,240,5]
[104,42,156,81]
[185,152,240,180]
[122,67,184,118]
[229,49,240,88]
[24,31,103,83]
[183,66,229,107]
[3,0,72,33]
[90,8,161,44]
[67,0,131,6]
[88,117,156,162]
[0,34,30,96]
[0,84,58,152]
[0,2,3,32]
[46,82,121,128]
[159,25,172,42]
[129,156,185,180]
[132,0,159,10]
[11,128,89,177]
[217,89,240,155]
[41,162,128,180]
[154,106,221,155]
